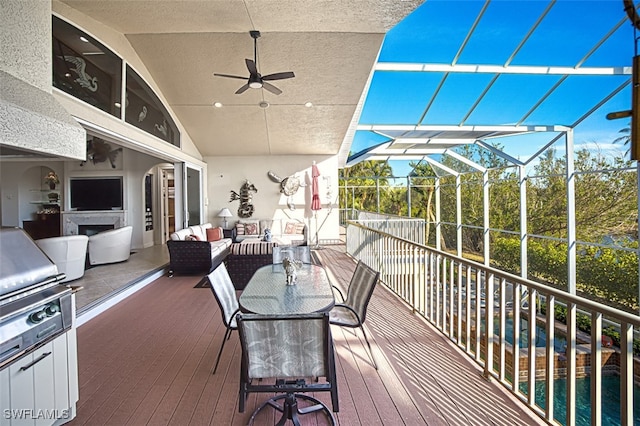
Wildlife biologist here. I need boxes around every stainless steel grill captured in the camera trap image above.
[0,228,72,368]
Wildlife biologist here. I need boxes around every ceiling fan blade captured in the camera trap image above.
[262,82,282,95]
[245,59,259,76]
[262,71,295,81]
[214,73,247,80]
[235,83,250,94]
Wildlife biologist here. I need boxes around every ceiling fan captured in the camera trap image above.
[214,30,295,95]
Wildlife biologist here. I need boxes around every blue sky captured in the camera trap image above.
[352,0,634,176]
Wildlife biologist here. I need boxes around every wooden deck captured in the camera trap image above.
[68,245,543,425]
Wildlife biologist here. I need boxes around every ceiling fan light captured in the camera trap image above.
[248,74,262,89]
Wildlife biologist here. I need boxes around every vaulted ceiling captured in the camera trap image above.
[58,0,423,161]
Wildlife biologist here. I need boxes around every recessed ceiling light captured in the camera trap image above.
[304,102,313,108]
[213,102,223,108]
[114,102,121,108]
[64,73,71,78]
[79,36,89,43]
[259,101,269,109]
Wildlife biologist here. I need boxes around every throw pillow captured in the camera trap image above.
[186,234,200,241]
[259,219,273,233]
[294,223,305,234]
[284,221,297,234]
[244,222,259,235]
[240,219,260,232]
[206,227,223,242]
[235,223,245,235]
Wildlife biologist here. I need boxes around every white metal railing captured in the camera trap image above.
[350,211,426,245]
[346,221,640,426]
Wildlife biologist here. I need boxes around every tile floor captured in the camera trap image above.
[72,244,169,312]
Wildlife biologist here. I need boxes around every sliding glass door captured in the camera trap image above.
[184,164,202,227]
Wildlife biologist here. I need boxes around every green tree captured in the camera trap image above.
[528,147,636,241]
[408,162,438,245]
[339,160,393,213]
[613,123,630,156]
[436,144,511,254]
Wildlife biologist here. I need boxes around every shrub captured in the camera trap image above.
[492,237,638,312]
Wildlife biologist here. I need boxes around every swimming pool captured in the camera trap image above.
[491,316,569,352]
[522,375,640,425]
[478,314,636,423]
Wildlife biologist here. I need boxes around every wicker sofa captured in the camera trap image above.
[166,223,232,277]
[231,218,308,246]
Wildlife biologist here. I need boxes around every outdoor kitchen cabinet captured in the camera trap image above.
[0,330,78,425]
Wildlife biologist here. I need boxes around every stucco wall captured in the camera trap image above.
[1,0,86,159]
[1,0,51,92]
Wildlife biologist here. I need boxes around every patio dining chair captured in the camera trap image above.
[237,312,339,425]
[329,260,379,369]
[207,263,240,374]
[272,245,311,264]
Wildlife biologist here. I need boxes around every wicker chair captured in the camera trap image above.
[237,312,339,425]
[329,260,380,369]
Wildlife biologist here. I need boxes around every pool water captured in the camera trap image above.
[481,315,637,423]
[521,375,640,425]
[493,317,568,352]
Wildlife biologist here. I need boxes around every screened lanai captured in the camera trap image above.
[340,0,639,304]
[338,4,640,423]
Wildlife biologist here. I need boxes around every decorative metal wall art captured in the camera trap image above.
[230,180,258,218]
[80,138,122,168]
[267,170,303,210]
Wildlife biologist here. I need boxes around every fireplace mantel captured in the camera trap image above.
[62,210,127,235]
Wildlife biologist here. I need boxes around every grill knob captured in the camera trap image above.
[44,304,60,316]
[29,310,46,323]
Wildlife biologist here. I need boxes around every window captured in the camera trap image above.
[52,16,180,147]
[125,65,180,147]
[52,16,122,117]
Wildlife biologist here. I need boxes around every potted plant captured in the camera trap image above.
[44,171,59,190]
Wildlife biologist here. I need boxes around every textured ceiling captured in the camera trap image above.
[59,0,423,159]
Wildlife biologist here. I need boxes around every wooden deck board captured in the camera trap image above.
[68,247,543,426]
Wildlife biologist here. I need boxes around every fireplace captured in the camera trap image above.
[78,224,115,236]
[62,210,126,235]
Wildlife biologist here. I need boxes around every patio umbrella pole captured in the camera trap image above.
[313,210,323,249]
[311,161,323,249]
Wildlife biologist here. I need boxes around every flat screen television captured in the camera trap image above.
[70,177,123,211]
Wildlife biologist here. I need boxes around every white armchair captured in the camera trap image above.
[35,235,89,283]
[87,226,133,266]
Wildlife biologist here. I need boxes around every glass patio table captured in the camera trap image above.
[239,264,335,314]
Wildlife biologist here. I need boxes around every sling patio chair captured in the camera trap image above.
[207,263,240,374]
[272,245,311,264]
[237,312,339,425]
[329,260,380,369]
